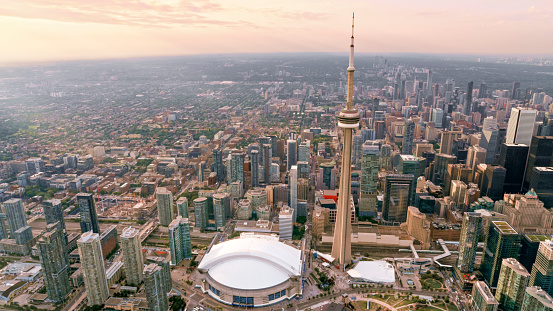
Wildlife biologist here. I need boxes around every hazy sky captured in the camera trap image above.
[1,0,552,63]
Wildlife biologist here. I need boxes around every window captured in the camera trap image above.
[233,296,254,305]
[269,289,287,301]
[208,284,220,296]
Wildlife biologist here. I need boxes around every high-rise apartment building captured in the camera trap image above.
[193,197,208,230]
[481,221,521,288]
[176,197,188,218]
[77,193,100,234]
[262,144,272,185]
[120,227,144,286]
[78,231,109,306]
[530,240,553,297]
[495,258,530,311]
[212,193,227,229]
[279,206,293,240]
[521,286,553,311]
[471,281,499,311]
[156,187,174,226]
[230,151,245,187]
[212,149,225,182]
[359,145,379,217]
[289,165,298,223]
[143,264,169,311]
[506,107,537,146]
[37,222,71,302]
[168,216,191,265]
[250,149,259,188]
[3,198,27,238]
[457,212,482,273]
[43,199,67,244]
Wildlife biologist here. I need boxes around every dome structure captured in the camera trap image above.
[196,233,303,307]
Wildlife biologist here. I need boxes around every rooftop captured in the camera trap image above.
[493,221,518,234]
[198,233,301,290]
[526,234,549,242]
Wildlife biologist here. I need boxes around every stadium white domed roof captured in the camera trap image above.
[198,233,302,290]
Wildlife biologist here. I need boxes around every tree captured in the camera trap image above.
[169,296,187,311]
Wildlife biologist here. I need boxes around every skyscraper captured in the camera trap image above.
[298,140,311,163]
[287,139,297,170]
[529,167,553,208]
[530,240,553,297]
[279,206,293,240]
[524,136,553,191]
[506,107,537,146]
[250,149,259,188]
[471,281,499,311]
[511,82,521,100]
[176,197,188,218]
[521,286,553,311]
[439,130,462,155]
[37,222,71,302]
[457,212,482,274]
[212,193,227,228]
[193,197,208,229]
[481,117,500,164]
[120,227,144,286]
[289,165,298,223]
[230,151,245,187]
[481,221,521,288]
[495,258,530,311]
[168,216,192,265]
[382,174,415,223]
[43,199,67,244]
[143,264,169,311]
[352,134,363,168]
[359,144,379,217]
[331,14,359,267]
[466,81,474,114]
[403,119,415,155]
[262,144,272,185]
[426,69,433,96]
[212,149,225,182]
[498,143,529,193]
[3,198,27,238]
[156,187,174,226]
[481,165,507,201]
[77,193,100,234]
[78,231,109,306]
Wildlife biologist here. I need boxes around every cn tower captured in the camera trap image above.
[331,13,360,267]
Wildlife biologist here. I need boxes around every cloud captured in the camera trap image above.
[0,0,247,27]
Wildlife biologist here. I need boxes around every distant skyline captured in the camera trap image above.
[1,0,552,64]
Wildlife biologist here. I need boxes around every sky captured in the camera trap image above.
[0,0,552,64]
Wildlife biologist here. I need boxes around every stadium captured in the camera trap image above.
[196,233,303,307]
